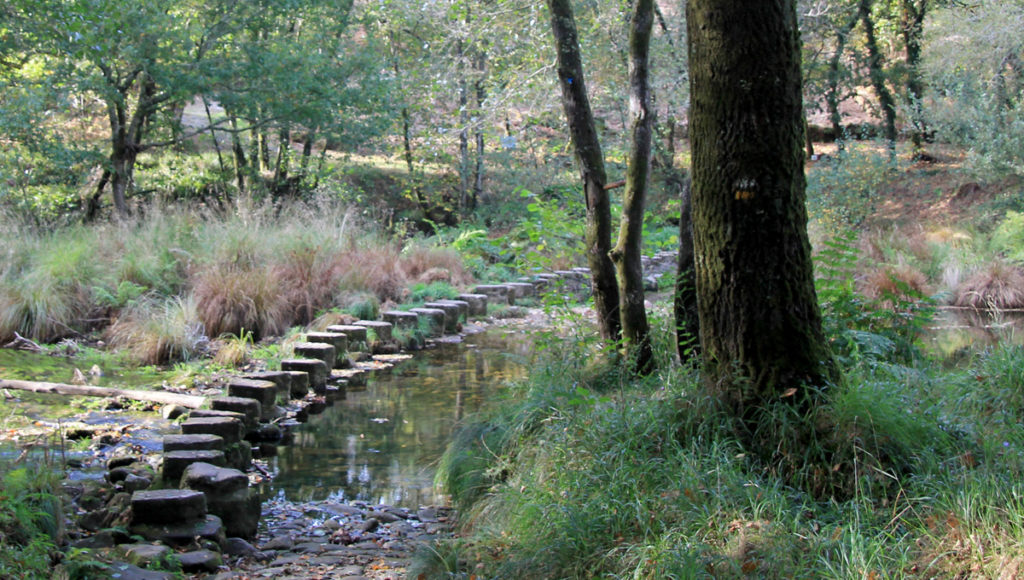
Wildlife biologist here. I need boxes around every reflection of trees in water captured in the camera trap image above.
[269,330,531,505]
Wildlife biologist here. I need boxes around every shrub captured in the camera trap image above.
[106,295,208,365]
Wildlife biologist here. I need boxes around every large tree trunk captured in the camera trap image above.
[611,0,654,375]
[687,0,837,430]
[547,0,621,342]
[859,0,898,154]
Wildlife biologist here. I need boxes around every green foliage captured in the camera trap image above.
[816,231,934,366]
[989,210,1024,264]
[806,146,897,230]
[0,451,63,578]
[924,0,1024,178]
[408,281,459,304]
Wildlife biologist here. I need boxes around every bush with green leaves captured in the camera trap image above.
[806,146,897,230]
[0,452,63,578]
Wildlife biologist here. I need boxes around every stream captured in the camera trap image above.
[262,326,532,508]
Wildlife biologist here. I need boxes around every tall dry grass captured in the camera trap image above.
[0,196,476,360]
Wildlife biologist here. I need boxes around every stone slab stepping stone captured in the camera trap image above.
[130,489,206,525]
[181,416,245,446]
[456,293,488,316]
[163,434,224,453]
[177,549,223,573]
[162,449,226,483]
[244,371,295,404]
[180,461,249,495]
[211,396,261,429]
[181,462,260,539]
[504,282,535,298]
[325,324,368,344]
[433,299,469,321]
[292,341,336,371]
[227,378,279,421]
[424,302,462,332]
[188,408,246,424]
[283,370,310,398]
[103,562,175,580]
[409,308,446,337]
[473,284,513,304]
[353,320,392,342]
[331,368,367,388]
[305,332,349,367]
[382,310,419,330]
[118,543,171,567]
[280,359,328,393]
[130,514,226,549]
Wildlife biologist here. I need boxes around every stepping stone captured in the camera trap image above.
[382,310,419,330]
[473,284,513,305]
[130,489,207,525]
[163,434,224,453]
[305,332,349,367]
[227,378,278,421]
[181,416,244,446]
[456,293,488,316]
[187,409,247,429]
[181,462,260,539]
[162,450,226,483]
[118,543,171,567]
[504,282,535,299]
[353,320,392,342]
[283,370,310,398]
[130,514,226,549]
[281,359,328,394]
[433,299,469,321]
[177,549,223,573]
[409,308,446,337]
[331,368,367,389]
[424,302,462,332]
[210,396,261,430]
[293,341,336,371]
[325,324,368,344]
[243,371,294,404]
[180,461,249,495]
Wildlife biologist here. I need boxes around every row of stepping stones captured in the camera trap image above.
[79,269,598,576]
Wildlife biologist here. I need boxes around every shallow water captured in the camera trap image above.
[262,327,532,508]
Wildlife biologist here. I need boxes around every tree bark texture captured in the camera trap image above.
[612,0,654,374]
[900,0,929,155]
[547,0,621,342]
[687,0,837,421]
[674,176,699,361]
[827,10,859,151]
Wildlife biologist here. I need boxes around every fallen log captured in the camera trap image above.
[0,379,206,409]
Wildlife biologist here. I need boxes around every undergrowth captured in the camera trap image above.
[419,278,1024,579]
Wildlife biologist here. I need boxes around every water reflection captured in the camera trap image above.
[926,308,1024,358]
[264,328,532,507]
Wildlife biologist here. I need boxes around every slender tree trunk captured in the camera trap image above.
[901,0,929,157]
[471,53,487,212]
[674,177,698,361]
[203,97,226,174]
[611,0,654,374]
[458,39,471,211]
[859,0,897,155]
[547,0,621,342]
[827,10,859,151]
[229,115,247,193]
[687,0,837,429]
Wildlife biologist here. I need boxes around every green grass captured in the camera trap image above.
[420,303,1024,579]
[0,446,64,579]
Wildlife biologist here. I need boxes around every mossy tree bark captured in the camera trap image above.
[858,0,898,155]
[674,177,699,361]
[547,0,621,342]
[686,0,838,430]
[611,0,654,374]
